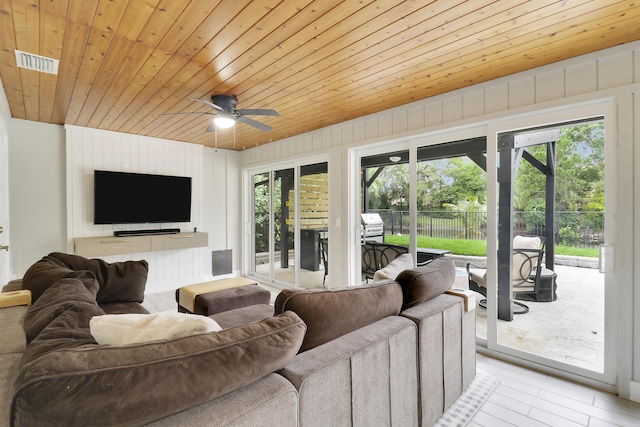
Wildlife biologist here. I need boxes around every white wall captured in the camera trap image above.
[202,147,242,274]
[66,125,217,293]
[9,120,66,278]
[240,41,640,399]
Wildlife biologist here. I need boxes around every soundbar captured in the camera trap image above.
[114,228,180,237]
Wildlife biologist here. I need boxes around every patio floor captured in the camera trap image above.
[453,263,605,373]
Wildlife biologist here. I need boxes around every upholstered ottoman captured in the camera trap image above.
[177,278,271,316]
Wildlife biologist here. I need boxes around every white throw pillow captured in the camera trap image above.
[90,311,222,346]
[373,253,414,281]
[512,235,541,281]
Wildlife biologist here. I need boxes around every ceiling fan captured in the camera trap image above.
[161,94,279,132]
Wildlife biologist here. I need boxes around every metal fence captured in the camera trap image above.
[370,209,604,248]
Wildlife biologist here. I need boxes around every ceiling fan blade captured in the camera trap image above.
[236,108,279,116]
[190,97,223,111]
[237,116,272,132]
[205,121,217,132]
[159,111,213,116]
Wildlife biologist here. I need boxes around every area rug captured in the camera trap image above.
[434,372,499,427]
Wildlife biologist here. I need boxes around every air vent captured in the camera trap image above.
[14,50,59,74]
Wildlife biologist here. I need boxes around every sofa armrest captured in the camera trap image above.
[0,289,31,308]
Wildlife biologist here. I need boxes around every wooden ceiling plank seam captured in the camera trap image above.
[220,0,418,112]
[118,0,292,137]
[64,0,131,124]
[3,0,640,149]
[142,0,398,140]
[0,0,26,118]
[129,0,349,141]
[209,4,640,150]
[340,0,640,108]
[107,0,253,132]
[238,0,573,121]
[76,0,162,127]
[51,0,100,124]
[132,0,322,138]
[213,0,507,126]
[129,0,309,140]
[324,8,640,119]
[263,0,622,120]
[39,0,69,123]
[88,0,196,129]
[343,26,640,119]
[96,0,225,129]
[12,0,40,122]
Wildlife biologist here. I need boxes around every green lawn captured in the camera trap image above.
[383,235,598,258]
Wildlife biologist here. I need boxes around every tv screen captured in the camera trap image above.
[94,170,192,225]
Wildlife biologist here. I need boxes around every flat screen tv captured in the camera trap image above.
[94,170,192,225]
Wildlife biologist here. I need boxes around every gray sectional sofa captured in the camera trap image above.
[0,252,475,426]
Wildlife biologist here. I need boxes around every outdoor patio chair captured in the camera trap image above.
[466,235,546,314]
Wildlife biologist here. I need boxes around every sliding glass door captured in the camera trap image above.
[249,161,328,289]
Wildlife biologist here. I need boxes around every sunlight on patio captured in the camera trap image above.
[454,264,604,373]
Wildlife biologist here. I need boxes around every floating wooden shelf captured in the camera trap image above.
[74,232,208,257]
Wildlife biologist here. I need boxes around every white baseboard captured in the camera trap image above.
[630,380,640,403]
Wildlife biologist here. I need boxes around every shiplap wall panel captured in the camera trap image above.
[565,61,598,97]
[484,84,508,114]
[442,95,463,124]
[392,110,408,135]
[536,69,565,103]
[425,101,443,127]
[463,90,485,119]
[352,121,367,142]
[598,52,634,90]
[508,77,535,109]
[66,125,207,293]
[408,105,425,131]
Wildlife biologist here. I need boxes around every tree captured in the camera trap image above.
[514,122,604,212]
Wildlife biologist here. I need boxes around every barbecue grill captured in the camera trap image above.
[361,213,384,243]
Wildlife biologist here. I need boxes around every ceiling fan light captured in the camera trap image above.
[214,114,235,129]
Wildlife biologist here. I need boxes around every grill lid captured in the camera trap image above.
[361,213,383,225]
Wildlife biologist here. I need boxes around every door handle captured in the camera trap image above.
[0,245,8,251]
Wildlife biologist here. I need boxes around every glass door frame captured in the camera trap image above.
[243,155,329,288]
[485,100,618,389]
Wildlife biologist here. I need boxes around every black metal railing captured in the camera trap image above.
[370,209,604,248]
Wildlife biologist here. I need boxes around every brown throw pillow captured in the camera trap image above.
[274,280,403,352]
[23,277,101,343]
[395,257,456,310]
[21,255,99,303]
[49,252,148,304]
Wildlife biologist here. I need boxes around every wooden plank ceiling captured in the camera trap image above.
[0,0,639,151]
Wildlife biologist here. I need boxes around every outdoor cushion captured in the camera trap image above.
[373,253,414,281]
[396,257,456,309]
[274,280,403,352]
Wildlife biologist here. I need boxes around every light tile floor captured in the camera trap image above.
[471,353,640,427]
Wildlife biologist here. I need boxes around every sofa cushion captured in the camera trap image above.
[90,312,222,346]
[395,257,456,309]
[274,281,403,352]
[12,310,306,426]
[373,253,414,281]
[21,255,99,303]
[23,277,100,343]
[49,252,148,304]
